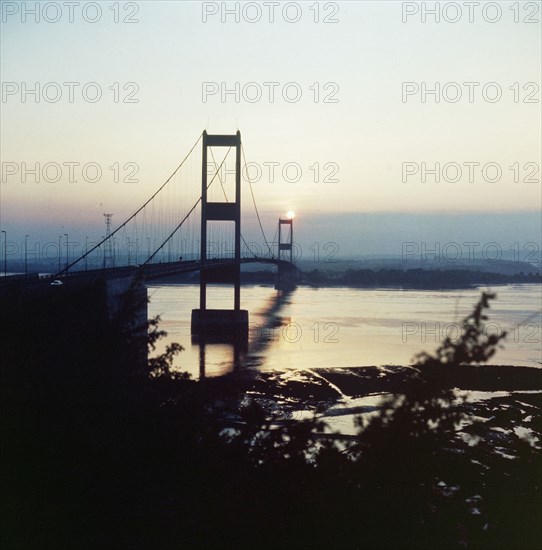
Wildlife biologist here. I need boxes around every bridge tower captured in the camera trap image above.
[278,217,293,262]
[276,216,297,290]
[191,131,248,339]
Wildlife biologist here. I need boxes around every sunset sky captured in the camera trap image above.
[1,1,540,258]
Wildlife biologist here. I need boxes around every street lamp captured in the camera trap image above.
[64,233,69,272]
[85,236,88,271]
[24,234,29,277]
[1,230,6,277]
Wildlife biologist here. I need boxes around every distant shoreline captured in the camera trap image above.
[141,264,542,289]
[149,278,542,291]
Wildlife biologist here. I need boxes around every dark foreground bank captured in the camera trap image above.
[3,362,540,549]
[1,292,540,549]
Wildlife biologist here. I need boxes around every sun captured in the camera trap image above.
[286,210,295,219]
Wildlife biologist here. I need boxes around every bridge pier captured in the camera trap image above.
[275,263,298,291]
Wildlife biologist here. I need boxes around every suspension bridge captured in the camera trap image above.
[1,131,298,340]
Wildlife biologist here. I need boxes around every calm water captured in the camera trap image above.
[147,284,542,379]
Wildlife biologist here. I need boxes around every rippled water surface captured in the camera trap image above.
[147,284,541,378]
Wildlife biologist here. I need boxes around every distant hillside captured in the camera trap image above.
[299,267,541,289]
[295,258,541,277]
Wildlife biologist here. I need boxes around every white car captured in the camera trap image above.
[50,280,64,286]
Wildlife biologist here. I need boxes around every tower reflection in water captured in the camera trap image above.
[193,290,293,379]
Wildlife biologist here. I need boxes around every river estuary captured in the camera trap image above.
[148,284,541,379]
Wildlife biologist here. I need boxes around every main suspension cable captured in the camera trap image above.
[241,145,274,258]
[55,133,203,275]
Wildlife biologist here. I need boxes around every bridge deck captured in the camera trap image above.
[0,258,297,293]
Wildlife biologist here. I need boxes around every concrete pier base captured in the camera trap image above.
[274,264,298,291]
[191,308,249,340]
[274,278,297,291]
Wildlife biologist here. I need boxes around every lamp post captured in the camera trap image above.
[85,236,88,271]
[1,230,6,277]
[64,233,69,273]
[24,234,29,277]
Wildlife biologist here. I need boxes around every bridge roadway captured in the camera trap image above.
[0,258,296,293]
